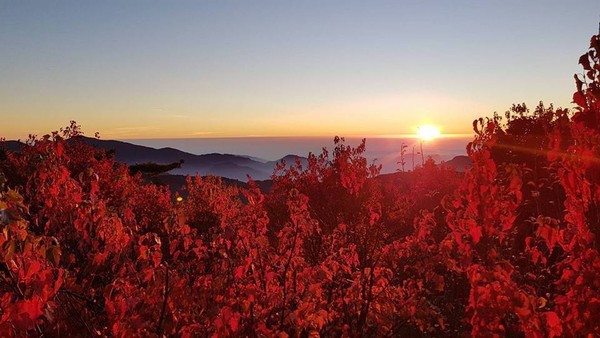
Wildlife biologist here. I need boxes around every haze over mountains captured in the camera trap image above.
[3,136,471,181]
[126,136,472,171]
[3,137,306,181]
[77,136,311,181]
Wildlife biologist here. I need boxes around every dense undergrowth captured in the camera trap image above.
[2,35,600,337]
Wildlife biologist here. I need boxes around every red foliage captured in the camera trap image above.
[1,35,600,337]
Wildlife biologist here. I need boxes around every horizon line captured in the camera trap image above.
[117,133,475,141]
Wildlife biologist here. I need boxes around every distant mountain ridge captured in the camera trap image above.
[73,136,307,181]
[1,137,307,181]
[2,137,471,181]
[441,155,472,172]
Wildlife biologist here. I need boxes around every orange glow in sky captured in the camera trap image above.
[0,2,595,140]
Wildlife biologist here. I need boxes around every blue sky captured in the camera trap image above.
[1,1,599,139]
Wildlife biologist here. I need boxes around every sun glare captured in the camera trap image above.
[417,125,441,141]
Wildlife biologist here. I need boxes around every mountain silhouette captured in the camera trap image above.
[441,155,472,172]
[71,136,307,181]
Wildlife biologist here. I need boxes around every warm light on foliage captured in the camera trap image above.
[1,33,600,337]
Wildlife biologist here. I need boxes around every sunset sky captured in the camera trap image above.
[1,1,600,140]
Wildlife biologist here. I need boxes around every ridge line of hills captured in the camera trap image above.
[3,136,309,181]
[2,136,472,183]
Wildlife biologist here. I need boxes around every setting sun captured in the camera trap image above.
[417,125,441,140]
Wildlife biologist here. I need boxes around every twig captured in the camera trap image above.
[156,265,170,336]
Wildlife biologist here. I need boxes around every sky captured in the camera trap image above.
[1,1,600,140]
